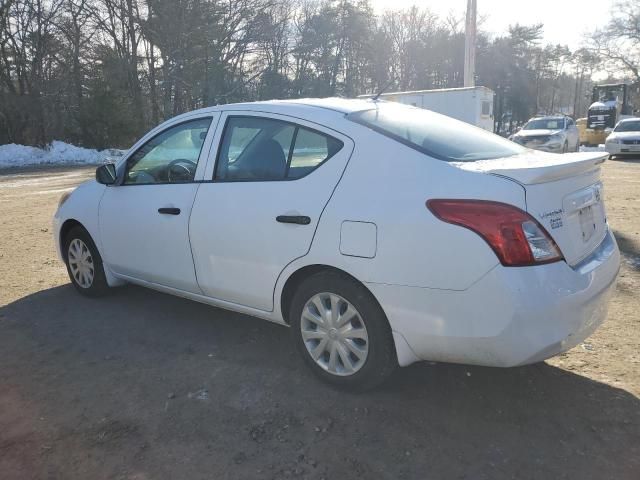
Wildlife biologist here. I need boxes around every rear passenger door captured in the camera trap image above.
[189,112,353,312]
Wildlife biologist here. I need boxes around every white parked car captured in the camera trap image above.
[54,99,620,390]
[605,118,640,157]
[511,115,580,153]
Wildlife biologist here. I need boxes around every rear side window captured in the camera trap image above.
[348,104,524,162]
[215,116,343,181]
[227,126,262,163]
[288,128,342,179]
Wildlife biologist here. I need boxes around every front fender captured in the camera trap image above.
[53,179,125,287]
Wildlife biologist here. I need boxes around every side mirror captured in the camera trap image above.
[96,163,117,185]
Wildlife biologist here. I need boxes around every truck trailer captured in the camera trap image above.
[358,86,495,131]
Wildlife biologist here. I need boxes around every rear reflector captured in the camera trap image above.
[426,199,563,266]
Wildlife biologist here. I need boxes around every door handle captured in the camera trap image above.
[276,215,311,225]
[158,207,181,215]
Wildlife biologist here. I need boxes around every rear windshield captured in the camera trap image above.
[347,104,524,162]
[614,120,640,132]
[523,118,565,130]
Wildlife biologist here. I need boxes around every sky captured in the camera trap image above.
[372,0,615,50]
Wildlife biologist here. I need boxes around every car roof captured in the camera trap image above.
[618,117,640,123]
[270,97,378,113]
[177,97,377,118]
[161,97,382,128]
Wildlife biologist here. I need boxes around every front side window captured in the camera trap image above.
[124,118,212,185]
[348,104,524,162]
[215,116,343,181]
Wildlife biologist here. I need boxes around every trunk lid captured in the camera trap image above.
[453,151,609,266]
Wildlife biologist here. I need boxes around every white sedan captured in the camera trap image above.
[605,118,640,157]
[54,98,620,390]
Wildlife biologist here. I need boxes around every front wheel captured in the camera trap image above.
[63,226,110,297]
[289,271,397,391]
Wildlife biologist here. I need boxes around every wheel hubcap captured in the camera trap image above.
[300,293,369,376]
[68,238,94,289]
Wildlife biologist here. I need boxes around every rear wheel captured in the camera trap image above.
[289,271,397,391]
[63,226,109,297]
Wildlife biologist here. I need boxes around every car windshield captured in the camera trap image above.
[523,118,565,130]
[347,104,525,162]
[614,120,640,132]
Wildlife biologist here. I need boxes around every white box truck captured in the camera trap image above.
[358,86,495,132]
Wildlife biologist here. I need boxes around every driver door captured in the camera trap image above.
[99,114,219,293]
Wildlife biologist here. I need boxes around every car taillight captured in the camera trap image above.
[426,199,563,267]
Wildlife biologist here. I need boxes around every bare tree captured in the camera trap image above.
[0,0,603,147]
[88,0,145,128]
[0,0,64,144]
[591,0,640,82]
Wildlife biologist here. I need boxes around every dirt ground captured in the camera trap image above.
[0,160,639,480]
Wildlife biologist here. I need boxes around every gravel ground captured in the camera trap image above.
[0,160,639,480]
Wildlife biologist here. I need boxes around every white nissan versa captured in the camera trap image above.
[54,98,620,390]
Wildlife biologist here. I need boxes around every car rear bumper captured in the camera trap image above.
[367,229,620,367]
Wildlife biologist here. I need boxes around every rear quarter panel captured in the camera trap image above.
[274,119,528,305]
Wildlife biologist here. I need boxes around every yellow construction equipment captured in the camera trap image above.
[584,83,638,146]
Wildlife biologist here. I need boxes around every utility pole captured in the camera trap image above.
[464,0,477,88]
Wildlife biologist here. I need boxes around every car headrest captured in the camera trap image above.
[246,138,286,179]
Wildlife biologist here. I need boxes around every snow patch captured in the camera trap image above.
[0,141,125,169]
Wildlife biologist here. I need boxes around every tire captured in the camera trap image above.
[63,226,110,297]
[289,271,397,391]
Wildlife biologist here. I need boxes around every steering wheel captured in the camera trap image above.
[167,159,197,183]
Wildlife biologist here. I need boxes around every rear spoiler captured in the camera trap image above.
[453,152,609,185]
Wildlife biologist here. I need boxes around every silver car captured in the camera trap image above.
[511,116,580,153]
